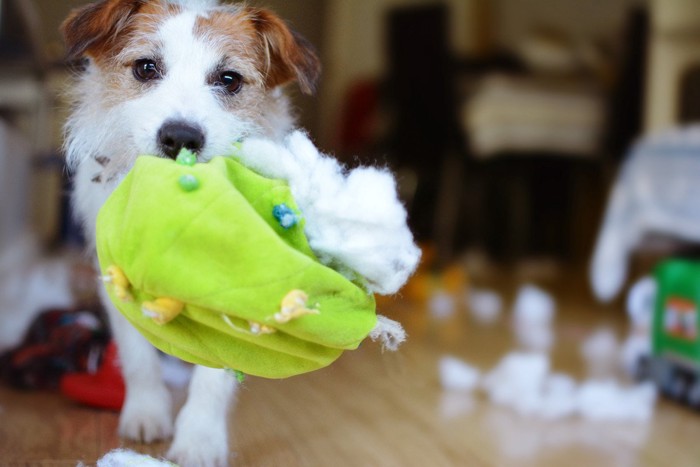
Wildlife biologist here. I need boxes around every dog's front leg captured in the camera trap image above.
[167,365,239,467]
[99,286,174,442]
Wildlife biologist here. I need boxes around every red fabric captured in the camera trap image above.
[60,340,125,411]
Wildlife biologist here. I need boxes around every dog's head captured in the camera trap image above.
[62,0,320,174]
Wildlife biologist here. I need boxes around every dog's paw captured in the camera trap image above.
[167,409,229,467]
[369,315,407,351]
[118,385,173,443]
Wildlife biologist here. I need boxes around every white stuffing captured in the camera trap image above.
[482,352,550,416]
[439,355,481,391]
[466,288,502,324]
[480,351,657,421]
[620,276,655,376]
[577,380,657,422]
[429,291,457,319]
[626,276,656,329]
[538,373,578,420]
[620,334,651,377]
[92,448,175,466]
[513,284,555,326]
[368,315,406,351]
[580,327,619,379]
[240,131,421,295]
[512,284,556,352]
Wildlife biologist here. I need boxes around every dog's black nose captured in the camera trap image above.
[157,121,205,159]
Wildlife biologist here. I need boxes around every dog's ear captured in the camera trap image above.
[61,0,147,61]
[249,8,321,95]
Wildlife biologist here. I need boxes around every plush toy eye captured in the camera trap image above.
[216,71,243,94]
[133,59,161,82]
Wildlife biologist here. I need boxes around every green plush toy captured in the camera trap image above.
[96,149,377,379]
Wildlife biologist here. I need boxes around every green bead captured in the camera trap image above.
[178,174,200,192]
[176,149,197,166]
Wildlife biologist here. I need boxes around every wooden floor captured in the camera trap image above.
[2,270,700,466]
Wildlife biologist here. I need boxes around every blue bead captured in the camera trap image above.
[273,204,298,229]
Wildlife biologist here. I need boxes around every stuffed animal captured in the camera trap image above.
[97,133,420,379]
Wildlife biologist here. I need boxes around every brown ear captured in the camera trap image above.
[61,0,147,61]
[249,8,321,95]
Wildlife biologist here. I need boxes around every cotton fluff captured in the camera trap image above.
[580,327,619,379]
[439,355,481,391]
[513,284,555,326]
[577,380,657,422]
[620,276,655,376]
[94,449,175,466]
[482,351,550,416]
[538,373,579,420]
[480,351,657,422]
[512,285,556,352]
[467,288,502,324]
[240,132,421,295]
[429,291,457,319]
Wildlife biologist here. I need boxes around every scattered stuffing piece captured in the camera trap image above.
[478,352,657,421]
[429,290,457,319]
[626,276,656,328]
[466,288,502,324]
[619,334,651,377]
[93,449,176,467]
[620,276,654,377]
[512,284,555,326]
[512,285,556,352]
[515,326,555,354]
[482,352,550,416]
[577,380,657,422]
[537,374,579,420]
[439,356,481,391]
[580,327,619,379]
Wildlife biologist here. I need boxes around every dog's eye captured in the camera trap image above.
[133,59,161,82]
[215,71,243,94]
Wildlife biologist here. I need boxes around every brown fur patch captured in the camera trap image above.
[195,7,321,95]
[61,0,148,61]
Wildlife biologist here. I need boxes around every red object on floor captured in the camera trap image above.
[60,341,125,411]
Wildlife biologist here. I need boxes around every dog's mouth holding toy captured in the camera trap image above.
[97,146,378,379]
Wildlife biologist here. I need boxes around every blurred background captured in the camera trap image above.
[2,0,697,267]
[4,0,700,464]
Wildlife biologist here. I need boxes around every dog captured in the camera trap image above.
[62,1,418,465]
